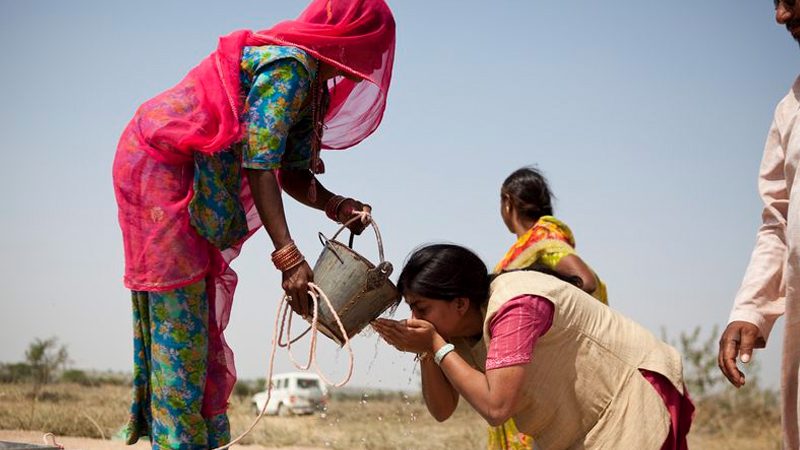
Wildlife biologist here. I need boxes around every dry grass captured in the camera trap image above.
[0,382,129,439]
[0,382,782,449]
[687,387,782,450]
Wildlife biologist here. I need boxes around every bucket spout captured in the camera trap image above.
[366,261,393,291]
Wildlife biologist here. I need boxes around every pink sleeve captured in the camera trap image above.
[485,294,554,370]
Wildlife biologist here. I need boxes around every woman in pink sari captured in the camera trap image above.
[112,1,395,447]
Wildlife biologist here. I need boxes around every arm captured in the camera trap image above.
[280,169,371,234]
[241,58,316,315]
[372,320,459,420]
[245,168,314,316]
[554,254,598,294]
[419,353,460,421]
[719,117,788,387]
[374,296,549,425]
[246,169,294,250]
[377,317,528,426]
[280,169,333,210]
[445,295,552,425]
[437,353,527,426]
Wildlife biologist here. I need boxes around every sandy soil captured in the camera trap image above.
[0,430,323,450]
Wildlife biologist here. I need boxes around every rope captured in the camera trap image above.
[81,410,107,440]
[42,433,64,449]
[40,406,104,447]
[212,283,354,450]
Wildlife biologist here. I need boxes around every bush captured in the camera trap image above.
[234,379,265,398]
[61,369,96,387]
[0,362,33,383]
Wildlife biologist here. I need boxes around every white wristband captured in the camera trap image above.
[433,343,455,366]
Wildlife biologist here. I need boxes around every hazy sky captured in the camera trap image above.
[1,0,798,391]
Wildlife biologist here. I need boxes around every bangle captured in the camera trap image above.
[433,343,455,366]
[271,241,305,272]
[324,195,348,222]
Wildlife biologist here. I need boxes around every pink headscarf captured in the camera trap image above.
[136,0,395,166]
[254,0,396,150]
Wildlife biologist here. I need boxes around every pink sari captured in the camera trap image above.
[112,0,396,415]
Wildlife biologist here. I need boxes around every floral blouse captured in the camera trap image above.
[188,46,318,249]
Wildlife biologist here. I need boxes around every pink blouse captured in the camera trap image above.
[486,294,694,450]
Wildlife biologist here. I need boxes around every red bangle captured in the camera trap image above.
[325,195,348,222]
[271,241,305,272]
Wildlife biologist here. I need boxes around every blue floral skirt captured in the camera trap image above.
[124,279,231,449]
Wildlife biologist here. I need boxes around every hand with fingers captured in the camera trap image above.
[338,198,372,235]
[326,195,372,235]
[282,261,314,317]
[372,318,445,355]
[272,241,314,317]
[718,320,766,388]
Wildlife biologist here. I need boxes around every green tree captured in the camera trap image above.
[24,336,69,427]
[25,336,69,390]
[677,325,723,396]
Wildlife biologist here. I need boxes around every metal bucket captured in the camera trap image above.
[311,218,400,345]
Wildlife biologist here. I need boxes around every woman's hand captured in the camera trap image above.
[337,198,372,235]
[372,318,444,354]
[282,261,314,317]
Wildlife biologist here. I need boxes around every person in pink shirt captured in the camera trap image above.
[374,244,693,450]
[718,1,800,447]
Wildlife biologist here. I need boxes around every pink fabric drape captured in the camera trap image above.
[113,0,396,416]
[255,0,395,150]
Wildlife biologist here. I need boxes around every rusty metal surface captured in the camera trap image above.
[311,239,400,345]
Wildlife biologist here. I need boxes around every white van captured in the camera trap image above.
[251,372,328,416]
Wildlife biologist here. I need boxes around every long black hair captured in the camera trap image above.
[397,244,581,308]
[501,166,554,221]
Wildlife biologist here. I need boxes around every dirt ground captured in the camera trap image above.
[0,430,324,450]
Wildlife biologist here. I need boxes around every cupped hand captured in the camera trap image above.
[372,318,441,354]
[282,261,314,317]
[338,198,372,235]
[718,320,764,388]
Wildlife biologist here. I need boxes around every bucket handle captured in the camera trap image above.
[317,232,345,265]
[329,213,387,264]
